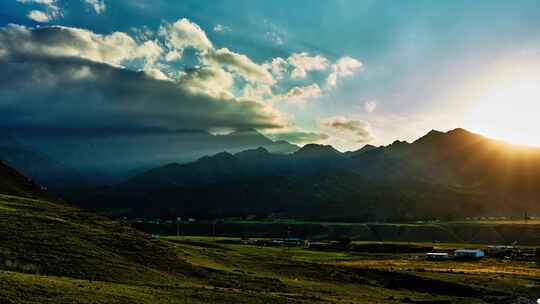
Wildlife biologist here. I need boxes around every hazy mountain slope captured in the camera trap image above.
[0,134,86,192]
[9,128,299,186]
[114,144,347,193]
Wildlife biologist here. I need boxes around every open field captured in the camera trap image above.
[135,219,540,245]
[161,236,540,303]
[1,192,539,303]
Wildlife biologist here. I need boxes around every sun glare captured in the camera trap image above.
[464,76,540,147]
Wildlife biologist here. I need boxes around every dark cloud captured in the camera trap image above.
[0,25,282,135]
[320,117,373,143]
[267,131,329,144]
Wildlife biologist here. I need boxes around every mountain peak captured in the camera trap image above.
[390,140,409,146]
[344,144,378,158]
[199,151,235,163]
[446,128,475,137]
[294,144,341,158]
[235,147,270,158]
[359,144,377,151]
[414,129,445,144]
[427,129,444,136]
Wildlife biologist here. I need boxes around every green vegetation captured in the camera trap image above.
[136,219,540,246]
[1,162,539,303]
[2,188,539,303]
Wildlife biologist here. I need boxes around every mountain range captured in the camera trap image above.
[0,128,298,188]
[72,128,540,221]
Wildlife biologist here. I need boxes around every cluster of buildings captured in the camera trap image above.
[426,245,537,261]
[426,249,485,260]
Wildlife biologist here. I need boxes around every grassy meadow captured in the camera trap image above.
[1,193,539,303]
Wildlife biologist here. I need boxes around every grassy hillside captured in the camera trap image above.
[0,193,202,283]
[0,162,308,303]
[1,161,538,303]
[1,192,539,303]
[0,160,45,198]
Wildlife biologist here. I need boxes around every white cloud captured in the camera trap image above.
[279,84,322,104]
[164,50,181,62]
[17,0,61,22]
[181,66,235,98]
[263,57,288,80]
[0,24,285,133]
[213,24,230,33]
[202,48,275,85]
[265,31,283,45]
[287,52,329,79]
[143,68,170,81]
[243,83,273,101]
[327,56,362,87]
[27,10,51,22]
[159,18,213,60]
[265,129,329,144]
[136,40,163,68]
[0,24,161,68]
[364,100,377,113]
[320,116,373,143]
[84,0,106,14]
[0,20,371,139]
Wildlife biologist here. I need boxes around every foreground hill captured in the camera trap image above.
[0,161,202,283]
[0,161,327,303]
[78,128,540,220]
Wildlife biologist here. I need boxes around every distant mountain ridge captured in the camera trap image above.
[75,128,540,220]
[0,128,299,187]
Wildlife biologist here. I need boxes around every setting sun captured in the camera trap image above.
[464,75,540,147]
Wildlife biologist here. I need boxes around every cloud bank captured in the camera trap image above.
[320,116,374,143]
[0,24,281,134]
[266,130,329,144]
[0,16,365,145]
[84,0,106,14]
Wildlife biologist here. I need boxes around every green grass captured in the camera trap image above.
[162,236,540,303]
[1,191,539,303]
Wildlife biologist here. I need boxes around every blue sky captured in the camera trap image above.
[2,0,540,150]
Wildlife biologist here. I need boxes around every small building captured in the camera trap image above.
[426,252,449,260]
[454,249,484,259]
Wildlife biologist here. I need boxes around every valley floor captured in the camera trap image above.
[3,236,539,303]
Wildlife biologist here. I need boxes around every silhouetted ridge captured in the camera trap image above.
[413,129,445,144]
[235,147,270,158]
[294,144,341,157]
[0,160,45,196]
[345,144,378,158]
[74,128,540,220]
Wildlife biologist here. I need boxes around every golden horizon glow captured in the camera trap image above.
[463,71,540,147]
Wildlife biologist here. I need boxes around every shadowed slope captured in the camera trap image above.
[0,162,202,283]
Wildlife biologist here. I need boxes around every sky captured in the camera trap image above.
[2,0,540,150]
